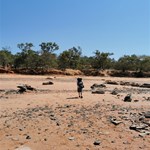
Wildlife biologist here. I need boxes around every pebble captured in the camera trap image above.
[93,140,101,145]
[26,135,31,140]
[68,137,75,140]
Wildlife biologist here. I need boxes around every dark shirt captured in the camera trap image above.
[77,81,84,89]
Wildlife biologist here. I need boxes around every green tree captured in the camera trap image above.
[92,50,113,70]
[14,43,39,69]
[78,56,93,70]
[139,55,150,72]
[58,47,82,69]
[0,47,14,69]
[39,42,59,69]
[39,42,59,54]
[17,43,33,52]
[115,55,141,72]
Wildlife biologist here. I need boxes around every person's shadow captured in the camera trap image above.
[66,97,79,100]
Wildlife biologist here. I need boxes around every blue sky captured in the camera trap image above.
[0,0,150,59]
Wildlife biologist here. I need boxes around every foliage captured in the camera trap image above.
[0,43,149,74]
[0,47,14,68]
[58,47,82,69]
[14,43,37,68]
[114,55,150,72]
[115,55,138,72]
[39,42,59,54]
[91,50,114,70]
[39,42,59,69]
[78,56,93,70]
[139,55,150,72]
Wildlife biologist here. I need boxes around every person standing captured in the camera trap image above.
[77,78,84,98]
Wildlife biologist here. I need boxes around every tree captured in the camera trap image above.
[115,55,142,72]
[17,43,33,52]
[139,55,150,72]
[0,47,14,69]
[92,50,113,70]
[78,56,93,70]
[39,42,59,54]
[39,42,59,69]
[58,47,82,69]
[14,43,40,69]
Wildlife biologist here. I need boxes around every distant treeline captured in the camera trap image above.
[0,42,150,74]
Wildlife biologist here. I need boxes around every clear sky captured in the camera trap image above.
[0,0,150,59]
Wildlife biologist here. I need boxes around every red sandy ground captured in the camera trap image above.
[0,74,150,150]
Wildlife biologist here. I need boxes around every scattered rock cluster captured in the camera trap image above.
[0,102,150,149]
[105,80,150,88]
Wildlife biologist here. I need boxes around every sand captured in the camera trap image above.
[0,74,150,150]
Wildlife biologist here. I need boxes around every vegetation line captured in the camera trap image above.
[0,42,150,77]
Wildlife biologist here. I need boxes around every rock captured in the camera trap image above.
[146,97,150,101]
[140,83,150,88]
[130,82,140,87]
[93,140,101,145]
[5,90,17,95]
[91,84,106,89]
[111,88,118,95]
[124,94,132,102]
[144,111,150,118]
[110,117,122,125]
[92,89,105,94]
[17,84,36,93]
[11,137,19,141]
[26,135,31,140]
[46,77,53,80]
[25,84,36,91]
[15,146,32,150]
[91,83,106,94]
[105,80,118,85]
[42,81,54,85]
[139,132,150,137]
[120,81,130,86]
[56,121,60,126]
[134,100,139,102]
[68,137,75,140]
[17,85,27,93]
[129,124,148,131]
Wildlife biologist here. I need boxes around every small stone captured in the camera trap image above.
[68,137,75,140]
[93,140,101,145]
[134,100,139,102]
[56,121,60,126]
[124,94,132,102]
[11,137,19,141]
[26,135,31,140]
[110,118,122,125]
[144,111,150,118]
[139,132,150,137]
